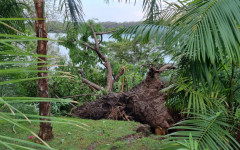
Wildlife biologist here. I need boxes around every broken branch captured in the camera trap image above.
[113,68,125,83]
[82,78,103,91]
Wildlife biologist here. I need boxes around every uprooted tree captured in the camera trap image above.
[72,25,179,135]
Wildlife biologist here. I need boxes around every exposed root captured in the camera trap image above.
[72,65,180,132]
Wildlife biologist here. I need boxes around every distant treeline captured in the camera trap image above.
[47,21,141,33]
[100,21,141,29]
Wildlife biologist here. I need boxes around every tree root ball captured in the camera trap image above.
[72,65,180,135]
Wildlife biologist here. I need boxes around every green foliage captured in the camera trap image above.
[116,0,240,149]
[3,0,240,149]
[0,0,29,34]
[47,21,68,33]
[163,111,240,150]
[121,0,240,83]
[111,60,145,91]
[0,40,54,149]
[59,20,105,67]
[47,21,140,33]
[100,21,140,30]
[163,133,199,150]
[166,77,219,114]
[58,20,166,94]
[107,39,164,65]
[0,16,88,149]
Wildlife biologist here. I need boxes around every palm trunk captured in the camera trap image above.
[34,0,53,140]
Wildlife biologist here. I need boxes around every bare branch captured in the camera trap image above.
[150,64,175,73]
[82,42,96,50]
[82,77,103,91]
[158,64,175,73]
[147,64,175,79]
[80,25,115,91]
[91,25,100,50]
[99,34,103,45]
[141,63,155,67]
[78,69,102,91]
[89,25,114,91]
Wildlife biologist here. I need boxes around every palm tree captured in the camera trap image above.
[33,0,84,140]
[0,16,88,148]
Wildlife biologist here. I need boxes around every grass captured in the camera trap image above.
[0,117,163,150]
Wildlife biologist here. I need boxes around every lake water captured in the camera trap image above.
[48,33,171,63]
[48,33,114,61]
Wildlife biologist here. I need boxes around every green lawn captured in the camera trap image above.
[0,118,163,150]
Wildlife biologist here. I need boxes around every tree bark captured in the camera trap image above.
[34,0,53,140]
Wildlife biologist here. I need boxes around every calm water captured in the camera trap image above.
[48,33,114,61]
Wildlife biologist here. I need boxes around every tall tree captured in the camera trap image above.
[33,0,53,140]
[33,0,84,140]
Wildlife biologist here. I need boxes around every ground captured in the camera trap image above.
[0,118,164,150]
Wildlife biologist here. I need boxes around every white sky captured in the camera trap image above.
[81,0,144,22]
[49,0,144,22]
[50,0,176,22]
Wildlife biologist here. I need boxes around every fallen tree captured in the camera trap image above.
[73,65,180,135]
[71,25,180,135]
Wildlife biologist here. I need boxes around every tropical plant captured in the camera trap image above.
[0,18,88,149]
[115,0,240,149]
[0,0,85,141]
[29,0,84,140]
[162,111,240,150]
[0,0,29,34]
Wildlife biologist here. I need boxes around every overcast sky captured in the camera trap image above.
[50,0,176,23]
[81,0,144,22]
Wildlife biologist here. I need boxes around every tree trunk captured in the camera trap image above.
[72,65,181,135]
[34,0,53,140]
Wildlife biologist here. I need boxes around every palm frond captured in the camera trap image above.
[56,0,84,26]
[163,111,240,150]
[142,0,162,22]
[0,0,30,34]
[166,77,216,115]
[166,0,240,64]
[119,0,240,84]
[0,20,86,149]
